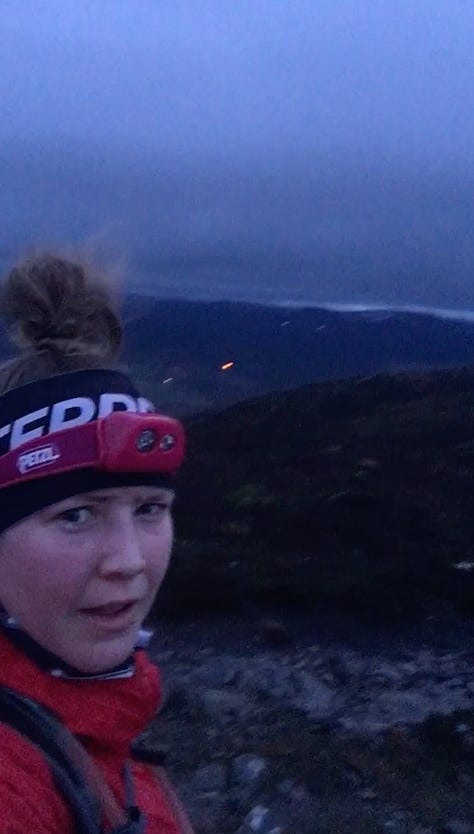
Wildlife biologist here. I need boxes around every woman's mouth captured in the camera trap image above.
[79,600,140,630]
[87,602,133,615]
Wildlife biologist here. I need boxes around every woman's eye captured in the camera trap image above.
[137,501,169,519]
[57,507,92,526]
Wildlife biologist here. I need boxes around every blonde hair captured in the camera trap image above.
[0,252,122,394]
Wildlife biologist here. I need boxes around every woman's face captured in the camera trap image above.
[0,485,174,673]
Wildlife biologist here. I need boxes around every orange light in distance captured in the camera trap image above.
[221,361,234,371]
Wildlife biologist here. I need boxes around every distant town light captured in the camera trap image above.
[221,362,234,371]
[162,377,174,384]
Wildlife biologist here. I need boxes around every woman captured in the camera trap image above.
[0,253,192,833]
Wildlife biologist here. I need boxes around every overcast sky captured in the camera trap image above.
[2,1,474,310]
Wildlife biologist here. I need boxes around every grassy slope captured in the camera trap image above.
[159,365,474,622]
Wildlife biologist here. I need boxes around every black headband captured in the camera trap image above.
[0,368,153,456]
[0,369,179,534]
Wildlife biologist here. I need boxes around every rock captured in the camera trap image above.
[193,762,227,793]
[149,622,474,834]
[326,653,354,684]
[224,668,242,686]
[368,673,397,689]
[400,661,419,675]
[293,673,341,718]
[231,755,270,789]
[359,788,378,800]
[192,657,243,688]
[230,754,271,810]
[321,672,337,685]
[198,647,215,659]
[183,788,226,834]
[339,651,366,675]
[350,685,473,731]
[276,778,296,796]
[375,663,404,686]
[200,688,247,724]
[441,822,473,834]
[270,790,320,834]
[382,814,408,834]
[445,677,464,689]
[238,804,286,833]
[438,659,462,678]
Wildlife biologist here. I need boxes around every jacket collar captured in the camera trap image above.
[0,630,162,756]
[0,607,153,680]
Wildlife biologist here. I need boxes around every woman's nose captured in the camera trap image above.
[96,518,147,579]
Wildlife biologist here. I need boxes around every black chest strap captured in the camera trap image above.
[0,685,146,834]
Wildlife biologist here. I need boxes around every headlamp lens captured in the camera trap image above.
[136,429,157,452]
[159,433,177,452]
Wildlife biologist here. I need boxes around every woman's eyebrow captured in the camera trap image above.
[74,494,109,504]
[81,490,175,503]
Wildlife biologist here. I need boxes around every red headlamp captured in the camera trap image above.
[0,411,185,490]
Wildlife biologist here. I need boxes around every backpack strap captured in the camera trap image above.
[0,685,146,834]
[132,748,195,834]
[150,767,196,834]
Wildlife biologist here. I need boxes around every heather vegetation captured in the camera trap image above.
[159,365,474,624]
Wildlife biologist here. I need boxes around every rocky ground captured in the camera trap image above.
[134,609,474,834]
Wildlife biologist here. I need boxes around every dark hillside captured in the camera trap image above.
[159,365,474,622]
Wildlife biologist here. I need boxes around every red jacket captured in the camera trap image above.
[0,631,182,833]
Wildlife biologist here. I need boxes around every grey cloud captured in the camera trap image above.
[1,0,474,308]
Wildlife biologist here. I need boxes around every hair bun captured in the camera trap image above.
[0,253,122,361]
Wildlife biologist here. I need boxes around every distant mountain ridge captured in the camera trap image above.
[122,296,474,413]
[1,296,473,413]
